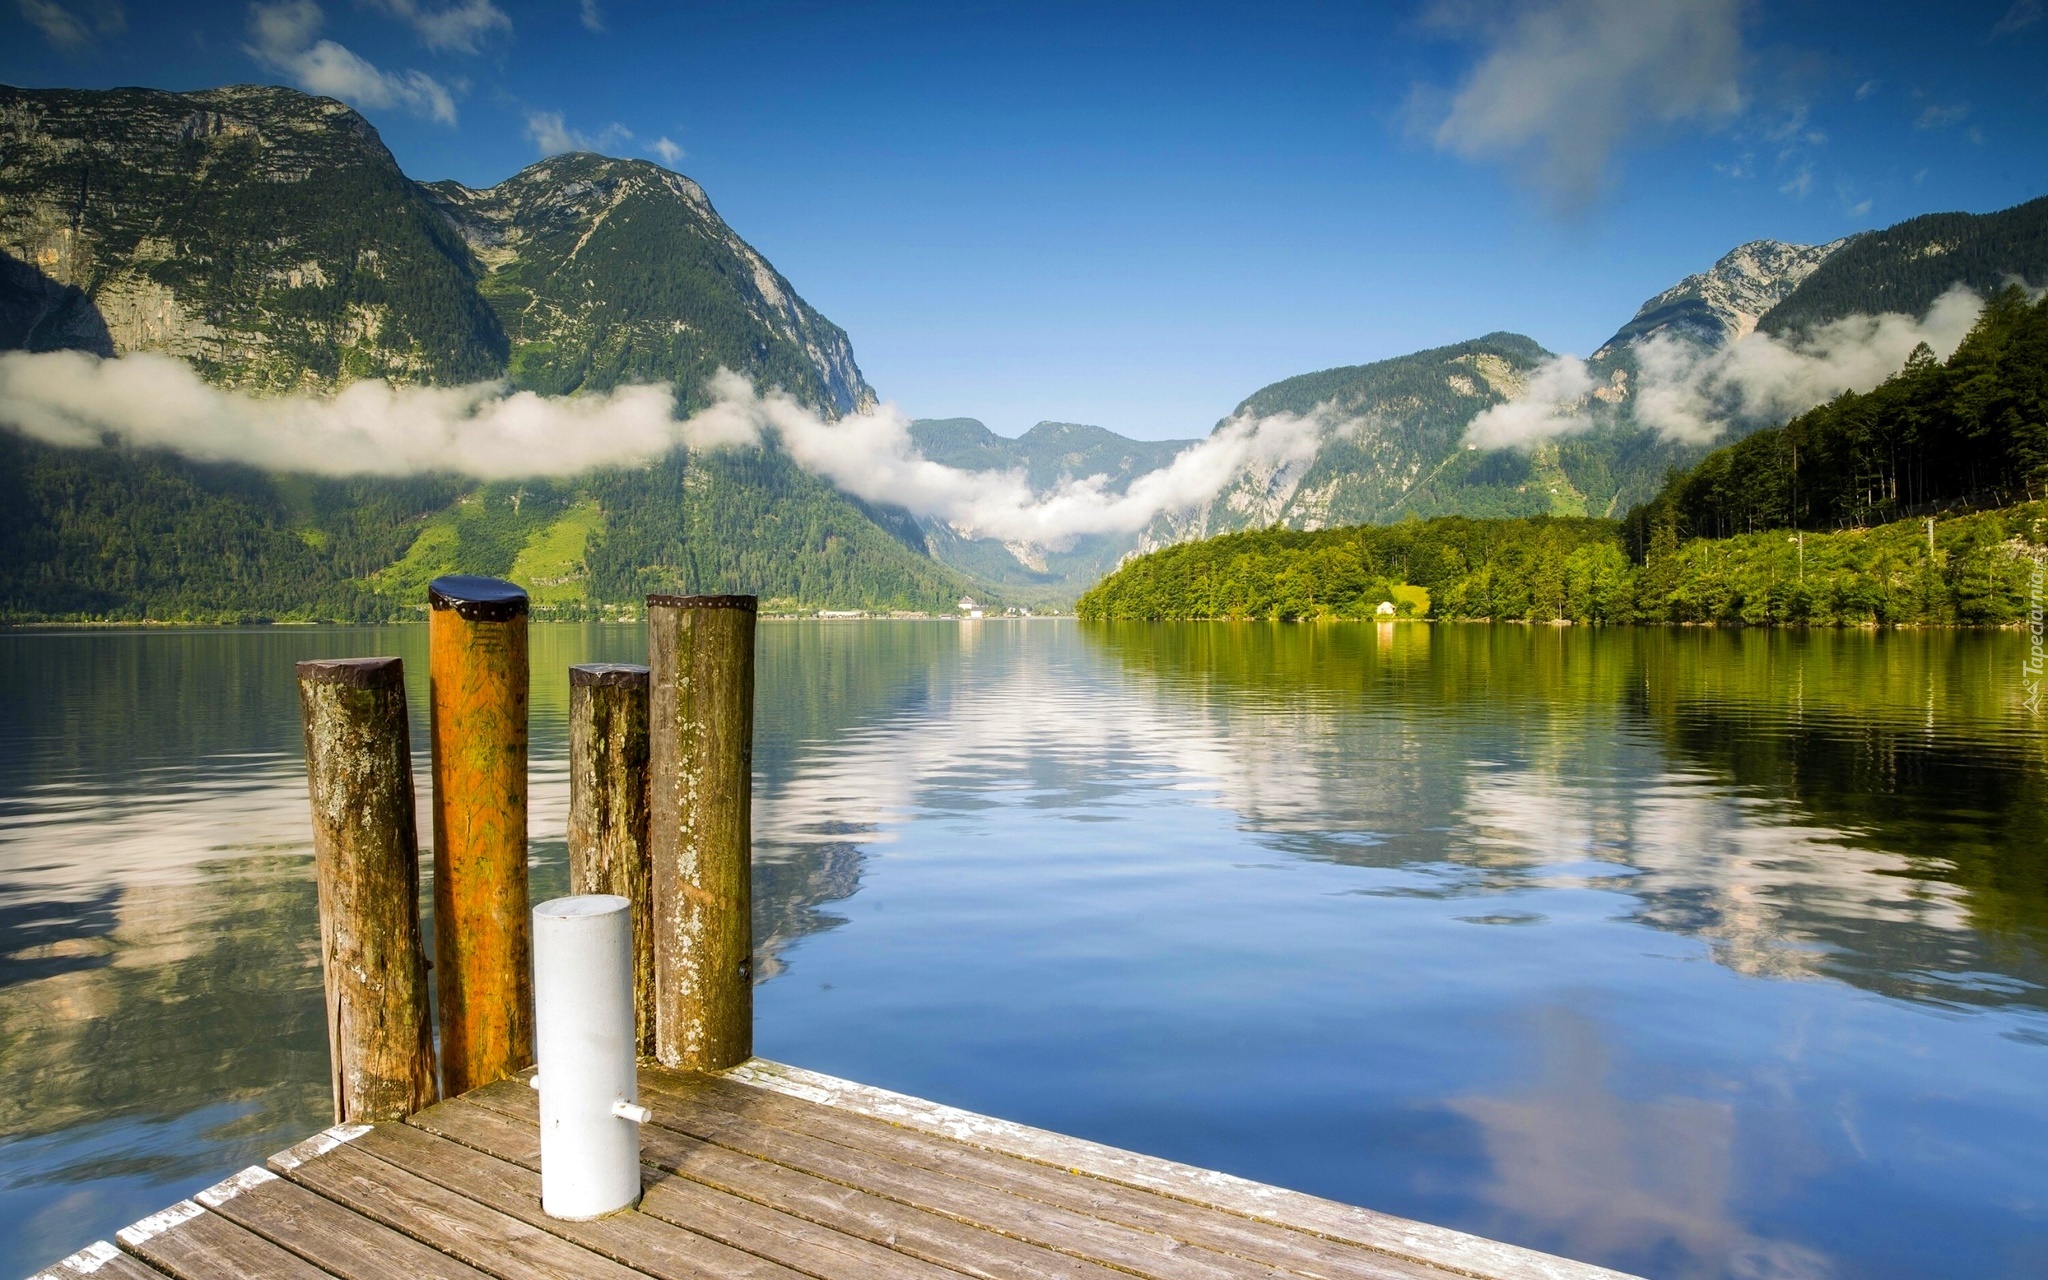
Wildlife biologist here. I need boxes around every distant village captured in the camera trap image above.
[807,595,1048,621]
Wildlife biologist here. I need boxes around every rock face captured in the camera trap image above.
[0,83,875,413]
[0,83,503,390]
[1593,238,1846,359]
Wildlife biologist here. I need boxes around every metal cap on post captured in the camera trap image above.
[646,593,758,1071]
[532,894,647,1220]
[296,657,438,1123]
[568,663,654,1057]
[428,574,534,1096]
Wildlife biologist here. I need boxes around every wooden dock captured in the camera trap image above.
[31,592,1641,1280]
[34,1058,1637,1280]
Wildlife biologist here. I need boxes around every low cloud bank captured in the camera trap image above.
[0,349,683,478]
[0,352,1345,547]
[687,370,1337,545]
[1464,286,1987,450]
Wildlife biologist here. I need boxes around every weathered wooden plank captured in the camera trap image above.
[191,1167,490,1280]
[28,1239,171,1280]
[624,1074,1337,1280]
[461,1083,1130,1280]
[641,1073,1443,1280]
[264,1132,649,1280]
[730,1060,1642,1280]
[114,1199,337,1280]
[279,1120,803,1280]
[407,1097,978,1280]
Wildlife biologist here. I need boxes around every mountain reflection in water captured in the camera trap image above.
[2,621,2044,1279]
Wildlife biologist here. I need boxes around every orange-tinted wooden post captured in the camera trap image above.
[647,593,757,1070]
[296,656,438,1123]
[428,574,534,1095]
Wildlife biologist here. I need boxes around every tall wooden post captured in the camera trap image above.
[568,662,654,1056]
[428,574,533,1095]
[296,657,438,1123]
[647,593,757,1070]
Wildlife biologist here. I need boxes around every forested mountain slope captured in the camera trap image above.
[1759,195,2048,336]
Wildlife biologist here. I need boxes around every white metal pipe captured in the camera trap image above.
[531,893,645,1219]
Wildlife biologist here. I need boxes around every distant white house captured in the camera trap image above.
[1376,600,1397,616]
[957,595,985,619]
[817,609,864,620]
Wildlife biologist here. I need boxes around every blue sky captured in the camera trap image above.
[5,0,2045,439]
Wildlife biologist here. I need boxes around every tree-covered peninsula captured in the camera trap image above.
[1080,290,2048,627]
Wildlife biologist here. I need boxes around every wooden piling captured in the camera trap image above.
[646,593,758,1070]
[295,657,438,1123]
[427,575,534,1096]
[567,662,654,1056]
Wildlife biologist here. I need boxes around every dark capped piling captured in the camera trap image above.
[646,593,758,1070]
[295,656,438,1123]
[567,662,655,1056]
[427,574,534,1095]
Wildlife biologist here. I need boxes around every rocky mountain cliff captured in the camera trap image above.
[425,155,873,414]
[1591,238,1845,359]
[0,82,955,621]
[0,83,875,411]
[0,83,502,387]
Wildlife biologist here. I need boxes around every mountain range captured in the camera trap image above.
[2,81,2044,619]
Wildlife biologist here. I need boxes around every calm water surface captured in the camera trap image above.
[2,621,2046,1279]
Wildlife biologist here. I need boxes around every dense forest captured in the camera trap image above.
[1756,196,2048,336]
[0,432,976,623]
[1627,286,2048,545]
[1076,503,2045,625]
[1081,295,2048,626]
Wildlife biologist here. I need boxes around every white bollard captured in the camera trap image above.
[531,893,647,1219]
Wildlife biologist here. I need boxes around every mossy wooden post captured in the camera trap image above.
[295,657,438,1123]
[647,593,757,1070]
[568,662,654,1056]
[428,574,534,1096]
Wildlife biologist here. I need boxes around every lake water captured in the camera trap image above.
[2,620,2045,1279]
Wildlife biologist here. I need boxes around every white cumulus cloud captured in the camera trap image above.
[16,0,125,50]
[364,0,510,53]
[246,0,458,124]
[0,351,682,479]
[677,371,1341,545]
[1418,0,1747,212]
[525,109,632,156]
[1464,286,1987,450]
[647,137,684,166]
[1461,356,1598,450]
